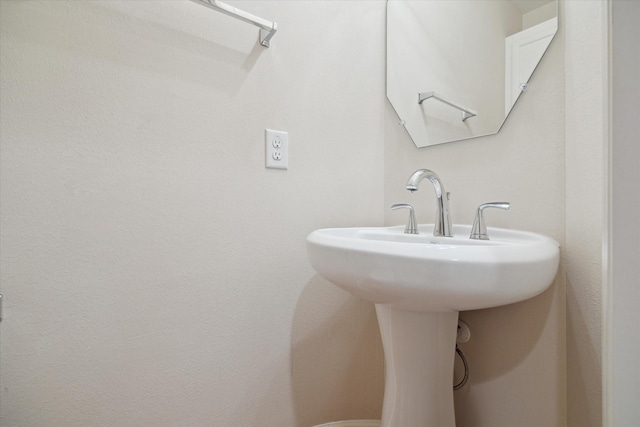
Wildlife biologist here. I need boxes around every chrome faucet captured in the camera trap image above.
[406,169,452,237]
[470,202,510,240]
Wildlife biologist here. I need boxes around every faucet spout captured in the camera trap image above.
[406,169,453,237]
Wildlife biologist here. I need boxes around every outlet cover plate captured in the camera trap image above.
[265,129,288,170]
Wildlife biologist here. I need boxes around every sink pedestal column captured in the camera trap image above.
[375,305,459,427]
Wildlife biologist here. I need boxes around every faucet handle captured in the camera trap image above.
[470,202,510,240]
[391,204,418,235]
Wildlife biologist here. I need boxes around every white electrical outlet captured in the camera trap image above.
[265,129,288,169]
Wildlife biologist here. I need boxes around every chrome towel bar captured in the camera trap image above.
[418,91,477,122]
[189,0,278,47]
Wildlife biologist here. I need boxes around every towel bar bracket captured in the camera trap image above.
[259,25,277,48]
[189,0,278,48]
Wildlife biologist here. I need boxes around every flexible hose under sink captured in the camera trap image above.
[454,345,469,390]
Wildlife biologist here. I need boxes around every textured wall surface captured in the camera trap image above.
[607,0,640,424]
[0,1,386,425]
[564,1,607,426]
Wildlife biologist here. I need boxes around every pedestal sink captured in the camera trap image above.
[306,224,559,427]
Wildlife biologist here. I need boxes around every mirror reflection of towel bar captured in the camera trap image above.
[418,91,477,122]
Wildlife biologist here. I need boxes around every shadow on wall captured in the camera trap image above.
[291,276,384,427]
[565,276,600,426]
[290,274,556,426]
[453,275,557,422]
[7,1,264,94]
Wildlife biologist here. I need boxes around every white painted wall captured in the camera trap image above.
[564,1,608,426]
[0,1,386,425]
[606,0,640,424]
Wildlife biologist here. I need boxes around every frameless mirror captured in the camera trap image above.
[387,0,558,148]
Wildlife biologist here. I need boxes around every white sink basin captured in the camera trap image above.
[306,224,560,312]
[306,223,559,427]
